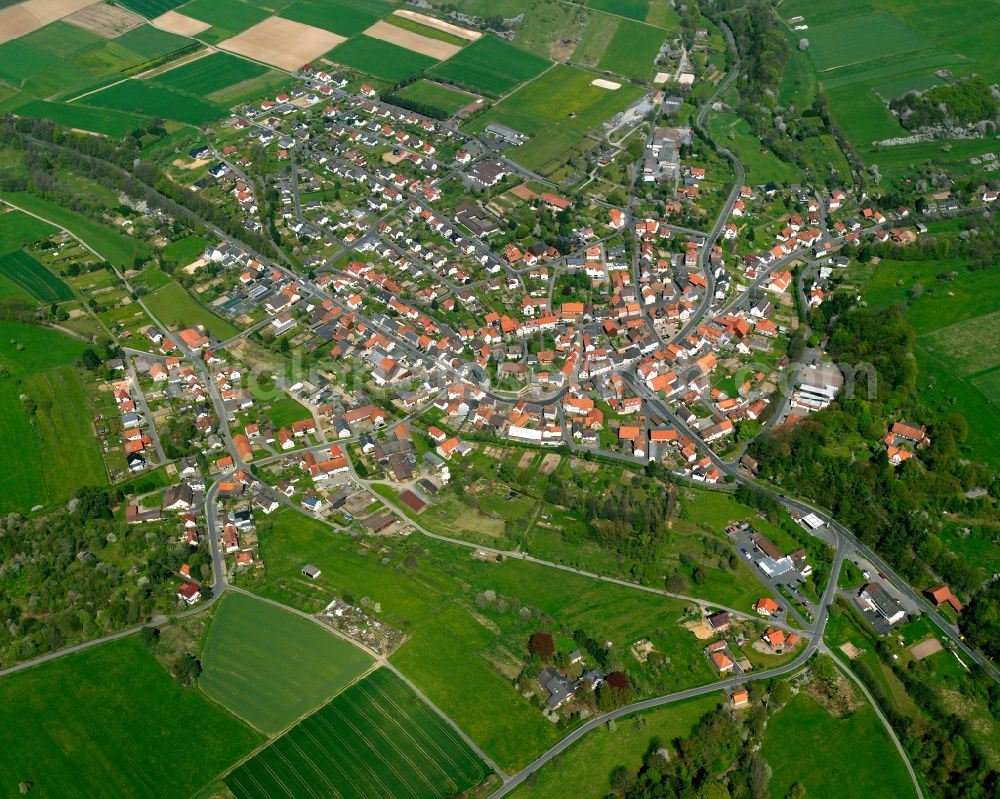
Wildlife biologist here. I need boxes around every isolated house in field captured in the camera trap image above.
[536,666,575,709]
[301,564,322,579]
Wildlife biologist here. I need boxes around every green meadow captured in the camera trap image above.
[0,637,263,799]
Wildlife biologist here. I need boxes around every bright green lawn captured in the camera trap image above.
[428,35,550,96]
[761,692,916,799]
[0,323,107,513]
[327,35,438,82]
[0,208,55,252]
[142,279,239,339]
[0,636,263,799]
[199,592,373,734]
[397,79,474,115]
[265,395,312,428]
[596,18,664,81]
[390,602,560,773]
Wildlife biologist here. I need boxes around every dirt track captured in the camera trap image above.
[392,9,480,40]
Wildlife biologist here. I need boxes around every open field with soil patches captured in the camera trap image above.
[200,592,373,734]
[218,16,344,72]
[362,19,462,61]
[0,637,263,799]
[149,9,209,36]
[65,3,144,37]
[225,668,490,799]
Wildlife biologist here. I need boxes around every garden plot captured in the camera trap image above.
[218,16,345,71]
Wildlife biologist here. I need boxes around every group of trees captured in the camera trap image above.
[889,75,999,130]
[0,488,193,668]
[606,703,769,799]
[749,299,998,636]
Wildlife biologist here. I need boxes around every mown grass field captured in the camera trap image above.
[119,0,189,18]
[327,35,438,82]
[778,0,1000,178]
[153,51,273,96]
[265,395,313,427]
[226,668,490,799]
[428,35,550,96]
[176,0,269,38]
[280,0,391,37]
[0,637,263,799]
[596,18,664,81]
[0,323,107,513]
[510,694,720,799]
[79,80,224,126]
[391,602,561,772]
[0,250,73,303]
[114,24,192,59]
[12,99,146,138]
[200,592,373,734]
[585,0,648,21]
[397,79,474,115]
[143,279,239,339]
[471,64,643,172]
[761,691,916,799]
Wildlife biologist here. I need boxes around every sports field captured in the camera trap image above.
[226,668,490,799]
[0,637,263,799]
[279,0,391,38]
[0,250,73,302]
[327,35,438,82]
[142,278,240,339]
[200,592,373,734]
[79,79,224,126]
[761,692,916,799]
[428,35,550,96]
[0,322,108,513]
[397,79,474,115]
[471,64,644,173]
[153,51,272,96]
